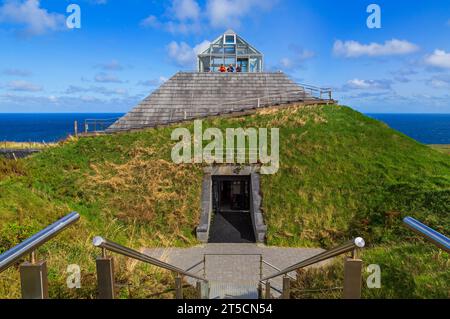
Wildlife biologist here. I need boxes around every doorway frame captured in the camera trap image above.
[196,165,267,243]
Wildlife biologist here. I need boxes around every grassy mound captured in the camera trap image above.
[0,104,448,298]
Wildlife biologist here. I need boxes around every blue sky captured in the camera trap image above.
[0,0,449,113]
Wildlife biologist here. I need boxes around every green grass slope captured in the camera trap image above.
[0,104,448,298]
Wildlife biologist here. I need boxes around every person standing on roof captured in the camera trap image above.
[227,64,235,72]
[219,64,227,72]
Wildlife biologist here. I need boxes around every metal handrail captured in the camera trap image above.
[403,217,450,253]
[261,237,365,281]
[267,285,283,295]
[0,212,80,273]
[84,118,120,133]
[297,82,332,92]
[184,260,204,273]
[92,236,207,282]
[262,260,296,280]
[218,89,315,107]
[204,253,262,256]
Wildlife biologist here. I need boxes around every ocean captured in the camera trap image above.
[0,113,449,144]
[366,114,450,145]
[0,113,124,143]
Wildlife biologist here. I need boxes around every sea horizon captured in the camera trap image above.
[0,112,449,145]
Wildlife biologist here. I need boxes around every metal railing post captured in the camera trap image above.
[203,255,206,279]
[196,281,202,299]
[343,254,363,299]
[259,255,263,281]
[19,257,48,299]
[175,274,183,299]
[197,280,209,299]
[258,282,262,298]
[96,255,115,299]
[264,281,271,299]
[282,276,290,299]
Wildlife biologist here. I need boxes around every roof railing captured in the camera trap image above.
[260,237,365,299]
[84,118,120,133]
[403,217,450,253]
[0,212,80,298]
[92,236,208,299]
[107,87,334,133]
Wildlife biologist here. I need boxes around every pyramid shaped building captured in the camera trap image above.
[107,30,332,132]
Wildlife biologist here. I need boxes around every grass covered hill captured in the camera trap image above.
[0,104,448,298]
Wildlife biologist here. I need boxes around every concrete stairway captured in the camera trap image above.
[209,282,259,299]
[107,72,320,132]
[144,244,327,299]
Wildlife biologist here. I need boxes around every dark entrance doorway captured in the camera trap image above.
[208,175,256,243]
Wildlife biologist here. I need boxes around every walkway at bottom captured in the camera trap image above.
[144,244,327,299]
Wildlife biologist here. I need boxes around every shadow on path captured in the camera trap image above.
[208,212,256,243]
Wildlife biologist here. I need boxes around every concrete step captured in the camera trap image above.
[209,282,259,299]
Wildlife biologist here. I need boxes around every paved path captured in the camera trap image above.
[208,212,255,243]
[144,244,326,298]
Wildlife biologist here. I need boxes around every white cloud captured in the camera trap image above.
[65,85,128,96]
[94,73,123,83]
[206,0,277,28]
[278,45,315,70]
[2,68,31,76]
[141,15,161,28]
[333,39,419,58]
[142,0,277,33]
[7,80,42,91]
[0,0,65,36]
[430,78,450,88]
[424,50,450,69]
[171,0,200,21]
[344,79,392,90]
[138,76,169,87]
[206,0,275,29]
[141,14,202,34]
[167,40,210,67]
[390,68,417,83]
[95,60,125,71]
[428,74,450,89]
[141,0,202,34]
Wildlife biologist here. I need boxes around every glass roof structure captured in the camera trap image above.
[197,30,264,73]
